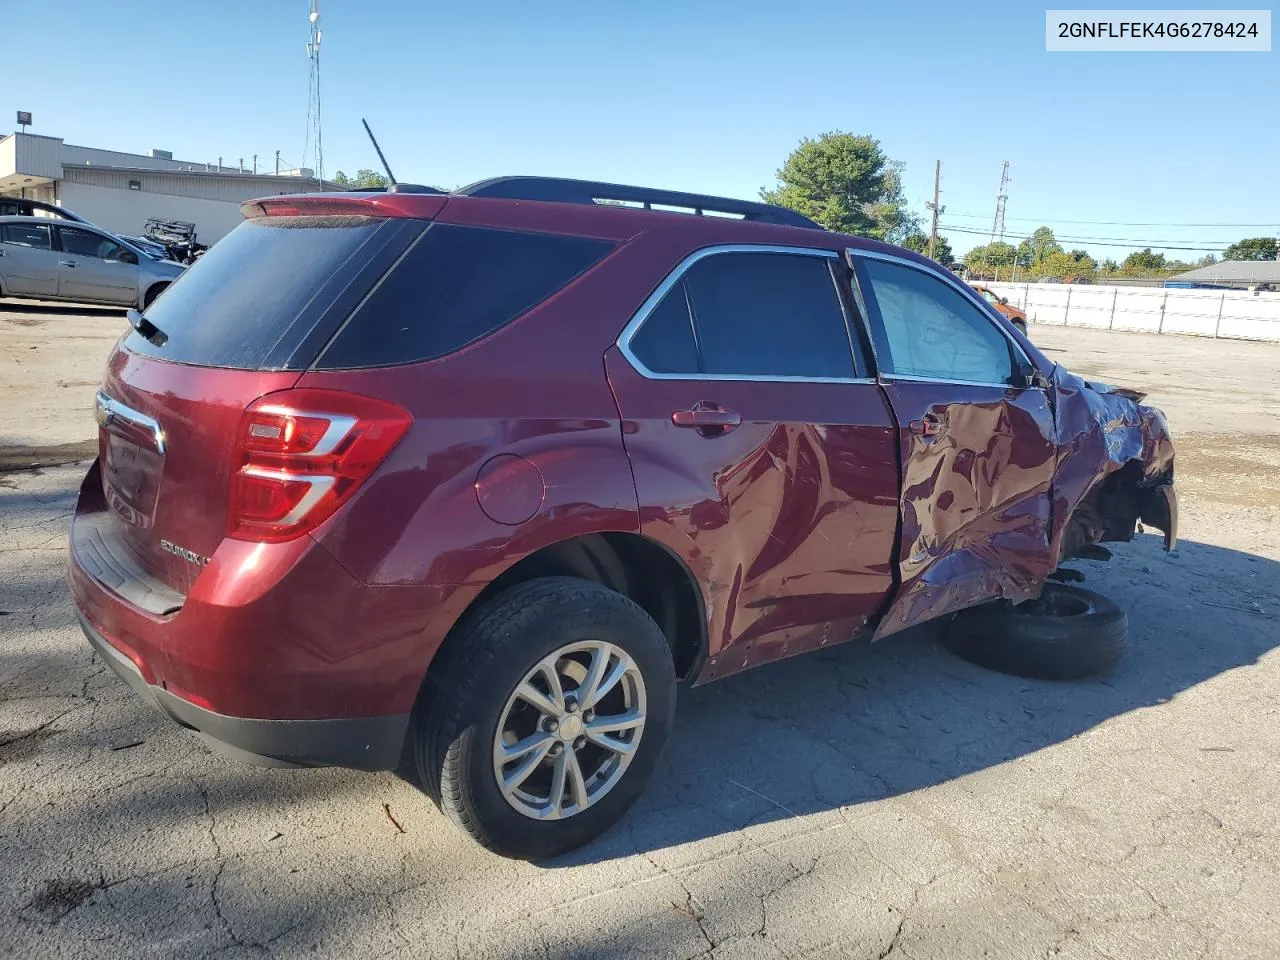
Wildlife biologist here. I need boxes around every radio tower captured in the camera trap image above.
[303,1,324,183]
[990,161,1010,243]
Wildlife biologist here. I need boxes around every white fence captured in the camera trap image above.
[985,282,1280,342]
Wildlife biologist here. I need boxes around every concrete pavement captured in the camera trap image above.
[2,317,1278,959]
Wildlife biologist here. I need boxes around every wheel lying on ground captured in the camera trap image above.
[412,577,677,859]
[943,582,1128,681]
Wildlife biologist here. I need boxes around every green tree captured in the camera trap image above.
[901,231,953,265]
[1100,258,1119,275]
[1016,227,1064,269]
[962,241,1018,278]
[1196,254,1219,267]
[332,168,390,189]
[761,132,915,242]
[1222,237,1279,261]
[1037,250,1096,279]
[1121,248,1168,275]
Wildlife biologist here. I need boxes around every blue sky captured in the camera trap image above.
[6,0,1276,260]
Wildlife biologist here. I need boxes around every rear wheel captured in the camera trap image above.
[944,583,1127,680]
[413,577,676,859]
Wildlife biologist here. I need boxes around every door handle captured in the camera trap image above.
[60,260,77,268]
[672,402,741,437]
[908,414,944,438]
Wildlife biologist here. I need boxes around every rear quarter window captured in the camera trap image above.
[315,224,615,369]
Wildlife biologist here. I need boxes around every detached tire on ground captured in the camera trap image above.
[944,583,1128,680]
[412,577,677,860]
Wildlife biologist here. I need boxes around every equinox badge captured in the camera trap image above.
[160,539,210,567]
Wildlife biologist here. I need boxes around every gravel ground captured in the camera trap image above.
[2,310,1278,960]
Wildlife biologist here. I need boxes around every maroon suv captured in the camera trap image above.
[70,177,1176,858]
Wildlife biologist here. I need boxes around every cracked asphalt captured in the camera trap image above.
[2,310,1279,959]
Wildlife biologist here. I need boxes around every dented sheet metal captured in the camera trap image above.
[874,381,1057,638]
[1047,366,1176,558]
[874,366,1175,639]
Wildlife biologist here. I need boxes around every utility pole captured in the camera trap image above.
[991,161,1011,243]
[252,154,258,174]
[275,150,281,175]
[927,160,943,261]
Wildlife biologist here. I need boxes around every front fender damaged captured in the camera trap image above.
[1048,366,1176,560]
[875,365,1175,638]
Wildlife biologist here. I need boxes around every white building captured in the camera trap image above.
[0,131,334,244]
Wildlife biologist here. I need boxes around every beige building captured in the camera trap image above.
[0,131,333,244]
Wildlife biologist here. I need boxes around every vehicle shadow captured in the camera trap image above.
[556,533,1280,865]
[0,301,126,319]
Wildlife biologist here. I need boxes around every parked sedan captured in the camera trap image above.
[972,284,1029,334]
[0,216,185,310]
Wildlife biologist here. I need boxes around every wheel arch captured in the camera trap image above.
[1055,459,1175,563]
[143,280,170,308]
[464,532,708,683]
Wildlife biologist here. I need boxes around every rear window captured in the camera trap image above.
[2,223,51,249]
[123,217,384,368]
[315,224,615,369]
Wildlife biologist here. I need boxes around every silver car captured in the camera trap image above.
[0,215,186,310]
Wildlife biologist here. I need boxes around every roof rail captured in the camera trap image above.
[454,176,824,230]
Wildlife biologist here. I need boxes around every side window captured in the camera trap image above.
[861,258,1015,384]
[318,224,613,368]
[684,252,856,379]
[100,238,129,261]
[59,227,116,260]
[2,223,52,249]
[628,281,699,374]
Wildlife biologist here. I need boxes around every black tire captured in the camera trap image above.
[944,583,1127,680]
[412,577,676,859]
[143,283,169,309]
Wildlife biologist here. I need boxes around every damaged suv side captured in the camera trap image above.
[71,179,1175,859]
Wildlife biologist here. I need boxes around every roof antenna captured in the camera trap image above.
[361,118,397,187]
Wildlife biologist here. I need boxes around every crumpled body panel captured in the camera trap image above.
[874,382,1057,638]
[1046,366,1176,559]
[874,367,1175,639]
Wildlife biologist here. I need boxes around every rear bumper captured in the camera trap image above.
[80,612,408,770]
[67,458,456,770]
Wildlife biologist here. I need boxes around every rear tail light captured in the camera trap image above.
[228,389,412,542]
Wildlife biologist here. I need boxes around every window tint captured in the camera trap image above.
[683,252,855,379]
[627,281,699,374]
[2,223,51,249]
[59,227,117,259]
[862,259,1015,384]
[124,216,384,368]
[319,224,613,368]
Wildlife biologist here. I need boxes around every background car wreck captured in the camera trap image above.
[883,363,1176,636]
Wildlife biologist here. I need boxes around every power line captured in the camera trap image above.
[943,211,1278,228]
[938,222,1226,252]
